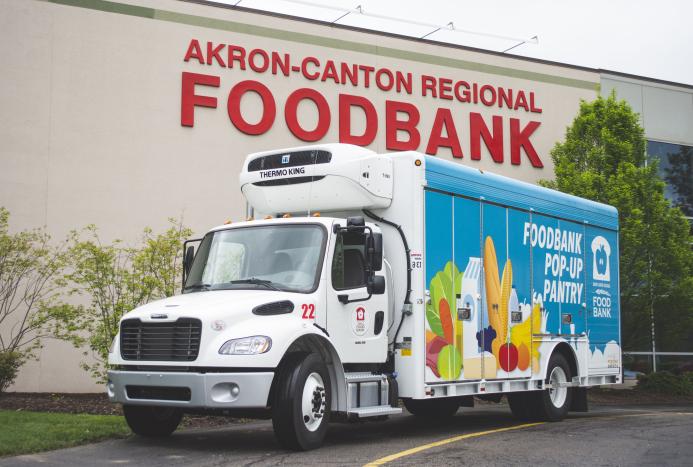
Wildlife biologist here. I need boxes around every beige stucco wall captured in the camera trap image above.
[0,0,600,392]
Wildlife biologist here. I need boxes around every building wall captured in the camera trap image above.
[1,0,602,392]
[601,74,693,146]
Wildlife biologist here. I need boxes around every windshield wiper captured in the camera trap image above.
[226,278,282,291]
[183,282,211,292]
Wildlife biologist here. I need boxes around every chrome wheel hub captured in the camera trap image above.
[549,366,568,408]
[301,372,326,432]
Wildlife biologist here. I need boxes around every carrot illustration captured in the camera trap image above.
[439,298,454,344]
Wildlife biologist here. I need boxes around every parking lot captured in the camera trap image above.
[3,403,692,466]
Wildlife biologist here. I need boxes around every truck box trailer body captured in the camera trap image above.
[107,144,621,450]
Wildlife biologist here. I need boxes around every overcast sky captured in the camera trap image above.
[216,0,693,86]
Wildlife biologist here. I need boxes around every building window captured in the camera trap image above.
[647,140,693,236]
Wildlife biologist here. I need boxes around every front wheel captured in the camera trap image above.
[122,405,183,437]
[272,353,331,451]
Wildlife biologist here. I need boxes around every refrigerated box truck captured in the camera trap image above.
[107,144,622,450]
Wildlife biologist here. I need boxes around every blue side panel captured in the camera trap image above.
[424,191,452,286]
[585,226,621,350]
[558,218,587,336]
[531,214,562,336]
[507,209,531,311]
[424,156,618,231]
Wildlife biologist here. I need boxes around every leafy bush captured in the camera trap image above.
[0,351,23,393]
[0,207,67,392]
[50,219,192,382]
[636,371,693,396]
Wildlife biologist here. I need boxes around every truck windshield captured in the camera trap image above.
[183,224,326,294]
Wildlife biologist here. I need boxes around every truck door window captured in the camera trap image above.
[332,232,367,290]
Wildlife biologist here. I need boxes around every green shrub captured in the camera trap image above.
[0,351,23,393]
[636,371,693,396]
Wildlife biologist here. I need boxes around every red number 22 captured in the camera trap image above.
[301,303,315,319]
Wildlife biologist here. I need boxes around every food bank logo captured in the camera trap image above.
[591,236,611,282]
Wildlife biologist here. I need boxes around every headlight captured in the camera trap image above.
[219,336,272,355]
[108,336,117,354]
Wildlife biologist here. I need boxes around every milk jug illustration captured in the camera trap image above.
[460,258,484,378]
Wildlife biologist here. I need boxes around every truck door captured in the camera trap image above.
[325,223,389,364]
[452,196,484,381]
[557,220,587,338]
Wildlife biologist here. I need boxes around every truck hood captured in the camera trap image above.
[121,289,296,324]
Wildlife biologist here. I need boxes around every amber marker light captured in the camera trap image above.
[224,220,232,225]
[312,212,321,217]
[415,159,422,167]
[282,213,292,218]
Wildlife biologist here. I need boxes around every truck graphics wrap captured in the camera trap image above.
[424,157,621,383]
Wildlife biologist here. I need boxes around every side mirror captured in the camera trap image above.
[370,233,383,271]
[367,275,386,295]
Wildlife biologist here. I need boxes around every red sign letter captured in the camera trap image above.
[183,39,204,64]
[181,72,219,127]
[510,119,543,167]
[339,94,377,146]
[385,100,420,151]
[285,88,331,142]
[470,113,503,163]
[426,108,462,158]
[227,80,276,135]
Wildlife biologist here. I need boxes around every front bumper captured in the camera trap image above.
[107,370,274,409]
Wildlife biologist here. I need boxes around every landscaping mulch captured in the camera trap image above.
[587,387,693,405]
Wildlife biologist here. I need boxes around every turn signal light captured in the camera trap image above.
[312,212,321,217]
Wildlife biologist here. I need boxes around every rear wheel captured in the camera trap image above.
[403,398,459,418]
[534,353,573,421]
[272,353,331,451]
[122,405,182,437]
[507,391,535,421]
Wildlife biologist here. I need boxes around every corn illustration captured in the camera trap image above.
[483,237,512,370]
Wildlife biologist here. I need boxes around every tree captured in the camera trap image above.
[540,93,693,354]
[52,219,193,382]
[0,207,67,392]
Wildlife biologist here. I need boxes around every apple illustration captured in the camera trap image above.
[499,343,519,372]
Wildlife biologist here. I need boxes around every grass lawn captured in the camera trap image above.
[0,410,130,457]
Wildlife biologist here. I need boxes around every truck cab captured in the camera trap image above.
[107,144,404,450]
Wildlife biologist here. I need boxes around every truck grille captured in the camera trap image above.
[120,318,201,361]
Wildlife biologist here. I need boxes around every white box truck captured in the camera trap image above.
[107,144,622,450]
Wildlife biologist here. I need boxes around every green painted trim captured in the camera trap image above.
[42,0,599,91]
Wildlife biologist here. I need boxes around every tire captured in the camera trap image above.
[507,391,537,421]
[403,398,459,418]
[533,353,573,422]
[272,353,331,451]
[122,405,183,437]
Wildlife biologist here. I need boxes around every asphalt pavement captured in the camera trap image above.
[3,404,692,466]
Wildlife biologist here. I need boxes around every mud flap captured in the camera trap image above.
[570,387,588,412]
